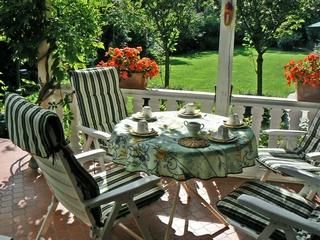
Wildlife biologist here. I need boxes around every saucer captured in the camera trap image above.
[178,109,202,118]
[223,121,247,129]
[130,129,158,137]
[131,112,157,122]
[207,131,237,143]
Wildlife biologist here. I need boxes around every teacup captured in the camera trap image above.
[184,103,196,115]
[226,113,242,126]
[184,121,204,136]
[216,125,231,139]
[137,120,149,134]
[142,106,152,118]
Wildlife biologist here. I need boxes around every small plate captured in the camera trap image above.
[131,112,157,122]
[223,122,247,129]
[207,135,238,143]
[130,129,158,137]
[178,109,202,118]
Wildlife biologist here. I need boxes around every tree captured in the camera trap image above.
[0,0,102,104]
[143,0,198,87]
[237,0,302,96]
[99,0,147,49]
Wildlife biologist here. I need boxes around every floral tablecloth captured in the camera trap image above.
[110,112,257,181]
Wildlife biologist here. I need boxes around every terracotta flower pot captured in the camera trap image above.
[119,72,147,90]
[297,83,320,102]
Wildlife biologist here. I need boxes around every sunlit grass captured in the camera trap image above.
[148,48,308,98]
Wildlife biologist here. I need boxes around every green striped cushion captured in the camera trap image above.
[298,110,320,154]
[5,93,102,224]
[93,165,164,222]
[257,110,320,173]
[5,93,65,158]
[70,67,128,134]
[257,149,320,173]
[217,181,317,240]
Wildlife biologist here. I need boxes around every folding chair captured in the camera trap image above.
[5,93,164,240]
[258,110,320,182]
[70,67,128,152]
[217,166,320,240]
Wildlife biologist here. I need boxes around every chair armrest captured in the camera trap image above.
[263,129,306,137]
[306,152,320,162]
[74,149,106,164]
[277,166,320,186]
[84,175,161,208]
[78,125,111,141]
[238,194,320,235]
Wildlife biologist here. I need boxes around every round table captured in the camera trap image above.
[110,111,257,181]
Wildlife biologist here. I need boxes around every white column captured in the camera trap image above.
[215,0,237,116]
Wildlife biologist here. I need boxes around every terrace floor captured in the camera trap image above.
[0,138,302,240]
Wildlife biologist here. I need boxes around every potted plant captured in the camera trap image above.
[284,53,320,102]
[97,46,159,89]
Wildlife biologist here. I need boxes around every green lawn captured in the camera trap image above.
[148,48,308,98]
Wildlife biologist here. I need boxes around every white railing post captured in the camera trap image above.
[268,108,283,147]
[69,93,82,153]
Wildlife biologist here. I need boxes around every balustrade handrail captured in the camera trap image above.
[57,86,319,152]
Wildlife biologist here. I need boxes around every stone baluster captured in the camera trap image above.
[268,108,283,148]
[251,106,264,146]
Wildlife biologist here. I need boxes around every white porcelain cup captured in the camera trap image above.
[137,120,149,134]
[217,125,230,139]
[142,106,152,118]
[185,103,196,114]
[227,113,241,126]
[184,121,204,136]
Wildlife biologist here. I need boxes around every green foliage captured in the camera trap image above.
[99,0,148,48]
[0,0,102,103]
[0,0,46,63]
[143,0,199,87]
[237,0,304,95]
[176,1,221,52]
[47,0,102,83]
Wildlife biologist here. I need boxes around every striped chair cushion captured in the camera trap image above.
[92,165,164,223]
[217,181,318,240]
[5,93,102,224]
[257,110,320,173]
[297,110,320,154]
[70,67,128,134]
[257,148,320,174]
[5,94,164,228]
[5,93,65,158]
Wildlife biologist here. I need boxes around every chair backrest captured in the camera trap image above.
[5,93,102,227]
[70,67,128,134]
[297,110,320,154]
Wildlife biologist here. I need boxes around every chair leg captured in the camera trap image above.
[36,195,58,240]
[118,223,143,240]
[100,202,122,240]
[260,169,272,182]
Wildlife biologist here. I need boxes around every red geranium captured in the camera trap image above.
[284,53,320,87]
[97,46,159,80]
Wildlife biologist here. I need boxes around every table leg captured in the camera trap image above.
[164,181,181,240]
[182,182,229,226]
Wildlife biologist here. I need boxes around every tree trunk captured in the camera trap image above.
[37,40,51,108]
[256,52,264,96]
[164,49,170,88]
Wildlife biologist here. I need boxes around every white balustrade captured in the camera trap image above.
[55,86,319,180]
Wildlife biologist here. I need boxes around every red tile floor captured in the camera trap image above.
[0,138,301,240]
